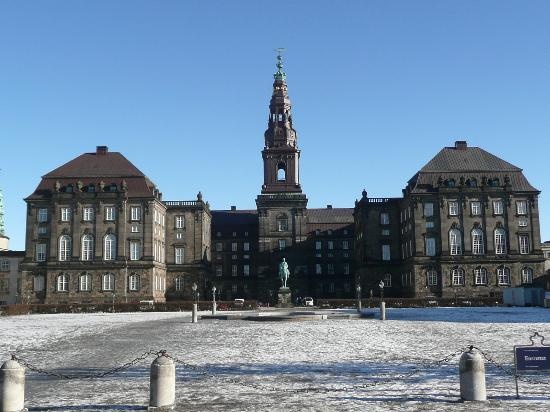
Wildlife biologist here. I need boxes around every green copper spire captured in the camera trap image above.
[273,48,286,81]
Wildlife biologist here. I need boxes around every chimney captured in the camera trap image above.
[454,141,467,150]
[327,204,333,209]
[96,146,108,155]
[231,206,236,211]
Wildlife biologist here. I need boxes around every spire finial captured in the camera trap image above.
[274,48,286,81]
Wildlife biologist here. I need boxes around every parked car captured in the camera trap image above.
[304,297,314,307]
[233,298,244,308]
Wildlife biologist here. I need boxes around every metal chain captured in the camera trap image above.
[471,346,550,386]
[11,350,162,380]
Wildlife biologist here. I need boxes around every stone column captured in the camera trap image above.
[149,355,175,410]
[380,301,386,321]
[0,359,26,412]
[459,348,486,401]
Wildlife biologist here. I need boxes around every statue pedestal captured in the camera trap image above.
[277,287,292,308]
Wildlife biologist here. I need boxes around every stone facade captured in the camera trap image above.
[0,251,24,305]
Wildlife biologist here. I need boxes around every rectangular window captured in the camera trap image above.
[425,237,436,256]
[425,221,434,229]
[343,263,350,275]
[80,275,91,292]
[231,242,238,252]
[384,273,392,287]
[424,203,434,217]
[216,265,222,277]
[278,239,286,251]
[380,212,390,225]
[342,240,349,250]
[381,229,390,236]
[105,206,116,221]
[315,263,322,275]
[382,244,391,261]
[131,206,141,221]
[131,224,139,233]
[448,201,458,216]
[231,254,237,260]
[243,242,250,251]
[37,208,48,222]
[243,254,250,260]
[474,268,487,285]
[175,216,185,229]
[519,235,530,254]
[38,226,47,235]
[83,207,94,221]
[176,232,183,239]
[36,243,46,262]
[0,260,9,271]
[216,242,223,252]
[518,219,528,227]
[516,200,527,215]
[175,247,184,264]
[427,270,437,286]
[243,265,250,276]
[315,241,322,250]
[327,241,333,250]
[493,200,503,215]
[470,201,481,216]
[232,264,237,277]
[60,207,71,222]
[327,263,334,274]
[498,268,510,285]
[33,275,45,292]
[130,241,141,260]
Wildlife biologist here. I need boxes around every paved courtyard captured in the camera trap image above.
[2,307,550,411]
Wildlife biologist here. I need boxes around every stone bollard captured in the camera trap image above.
[212,301,217,316]
[380,301,386,320]
[192,303,198,323]
[1,358,26,412]
[149,354,175,410]
[459,347,487,401]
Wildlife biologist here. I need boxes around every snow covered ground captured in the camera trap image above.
[1,307,550,411]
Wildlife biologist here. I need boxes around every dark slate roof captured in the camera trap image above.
[0,250,25,257]
[307,208,354,223]
[211,210,258,226]
[26,148,157,200]
[408,144,538,193]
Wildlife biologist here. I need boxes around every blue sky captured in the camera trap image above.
[1,0,549,250]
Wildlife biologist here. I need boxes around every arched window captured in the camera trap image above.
[468,178,477,187]
[451,267,464,286]
[474,267,487,285]
[80,273,91,291]
[426,270,438,286]
[521,267,533,284]
[497,266,511,285]
[104,234,116,261]
[494,228,507,254]
[128,273,140,291]
[449,229,462,255]
[59,235,71,261]
[175,275,185,291]
[471,228,484,255]
[57,273,69,292]
[81,234,94,261]
[277,162,286,182]
[103,273,115,291]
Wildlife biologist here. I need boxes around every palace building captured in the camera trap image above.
[19,57,546,305]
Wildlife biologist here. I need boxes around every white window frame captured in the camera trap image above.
[380,212,390,225]
[130,241,141,261]
[448,201,459,216]
[231,242,238,252]
[474,268,487,285]
[36,243,46,262]
[278,239,286,251]
[175,276,185,291]
[277,217,288,231]
[128,273,140,291]
[344,263,350,275]
[327,263,335,275]
[327,241,334,250]
[425,237,436,257]
[424,203,434,217]
[495,228,507,254]
[516,200,527,215]
[449,229,462,255]
[61,207,71,222]
[315,241,322,250]
[83,207,94,222]
[232,264,237,277]
[59,235,71,261]
[81,235,94,261]
[216,265,222,277]
[104,234,116,261]
[470,201,481,216]
[471,229,484,255]
[215,242,223,252]
[33,275,45,292]
[497,267,510,285]
[519,235,530,254]
[57,274,69,292]
[175,216,185,229]
[451,268,464,286]
[105,206,116,221]
[384,273,392,287]
[493,200,503,215]
[102,273,114,291]
[342,240,349,250]
[80,273,91,292]
[243,242,250,252]
[522,267,533,284]
[427,270,437,286]
[130,206,141,221]
[243,265,250,276]
[175,247,185,264]
[382,244,391,261]
[315,263,322,275]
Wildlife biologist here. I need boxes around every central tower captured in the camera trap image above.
[256,52,308,290]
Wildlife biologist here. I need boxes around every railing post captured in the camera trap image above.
[1,358,27,412]
[380,301,386,321]
[148,353,175,410]
[459,347,487,401]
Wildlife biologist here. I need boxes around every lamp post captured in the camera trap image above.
[379,280,385,301]
[191,283,198,323]
[356,284,362,312]
[212,285,217,315]
[379,280,386,321]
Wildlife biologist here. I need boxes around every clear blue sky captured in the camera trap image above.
[1,1,549,250]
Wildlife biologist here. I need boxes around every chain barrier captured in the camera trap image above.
[471,346,550,387]
[10,350,162,380]
[9,346,550,392]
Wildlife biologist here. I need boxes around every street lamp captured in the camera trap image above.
[212,285,217,315]
[356,284,362,312]
[192,282,197,302]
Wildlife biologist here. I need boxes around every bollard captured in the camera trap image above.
[380,301,386,320]
[149,354,175,410]
[459,348,487,401]
[192,303,198,323]
[1,358,27,412]
[212,301,217,316]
